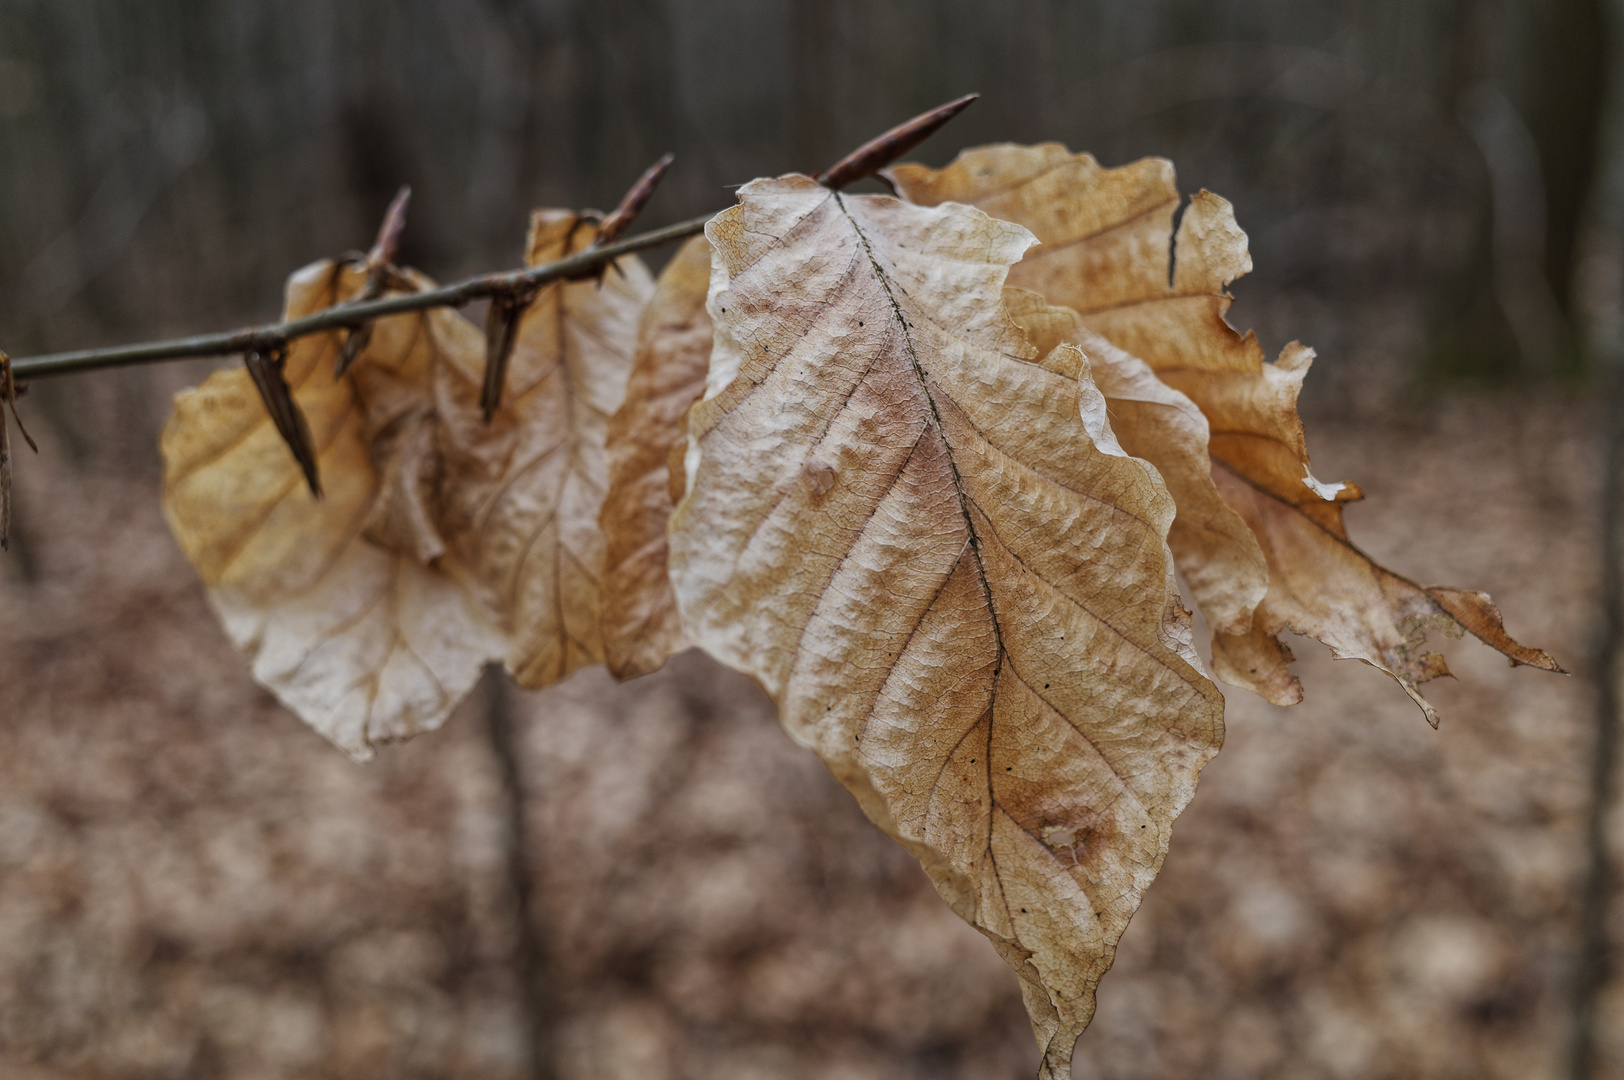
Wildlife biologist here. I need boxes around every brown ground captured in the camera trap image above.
[0,392,1611,1080]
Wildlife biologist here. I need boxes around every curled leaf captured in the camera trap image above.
[1004,288,1269,638]
[669,176,1223,1078]
[161,261,505,759]
[431,211,655,686]
[889,143,1562,722]
[599,234,713,679]
[164,203,654,754]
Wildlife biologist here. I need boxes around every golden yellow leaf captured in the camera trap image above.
[599,235,713,679]
[889,144,1562,722]
[160,260,504,760]
[428,211,655,687]
[668,176,1224,1078]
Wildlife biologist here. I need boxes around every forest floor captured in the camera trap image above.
[0,391,1610,1080]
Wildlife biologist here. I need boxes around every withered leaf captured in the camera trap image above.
[164,206,654,754]
[599,235,713,679]
[889,144,1562,722]
[668,176,1224,1078]
[161,261,505,759]
[428,211,655,686]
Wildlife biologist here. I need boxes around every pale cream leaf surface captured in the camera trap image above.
[668,175,1224,1078]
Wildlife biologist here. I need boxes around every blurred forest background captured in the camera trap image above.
[0,1,1620,1078]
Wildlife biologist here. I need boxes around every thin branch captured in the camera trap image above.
[1574,345,1624,1080]
[0,93,986,562]
[8,94,985,383]
[481,154,678,421]
[8,214,712,381]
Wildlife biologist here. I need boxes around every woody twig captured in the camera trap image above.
[8,96,979,383]
[480,152,676,421]
[0,95,979,518]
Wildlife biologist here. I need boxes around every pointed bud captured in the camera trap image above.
[481,290,531,422]
[245,347,321,497]
[596,154,675,248]
[368,185,412,275]
[334,322,373,379]
[334,186,413,379]
[815,94,979,190]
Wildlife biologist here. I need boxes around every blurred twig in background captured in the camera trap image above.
[1568,1,1624,1074]
[482,669,556,1080]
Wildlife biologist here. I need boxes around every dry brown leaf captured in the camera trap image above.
[599,235,713,679]
[668,176,1224,1078]
[164,210,653,754]
[890,144,1562,722]
[1003,288,1269,639]
[161,261,504,760]
[426,211,654,687]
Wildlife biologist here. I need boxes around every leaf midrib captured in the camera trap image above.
[834,192,1007,668]
[834,193,1010,871]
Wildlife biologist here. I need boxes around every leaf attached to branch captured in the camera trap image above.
[889,143,1562,722]
[668,176,1224,1079]
[161,261,505,759]
[162,209,655,754]
[428,211,655,687]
